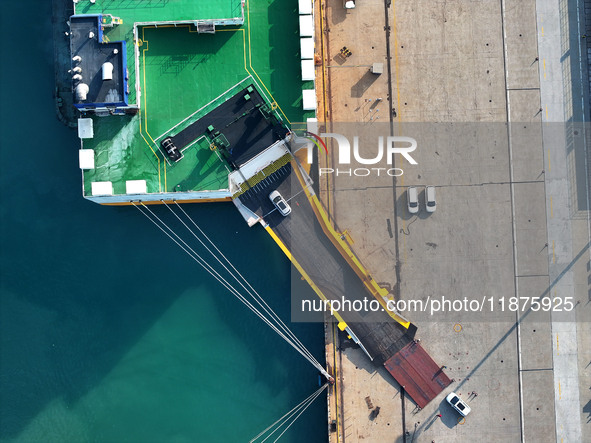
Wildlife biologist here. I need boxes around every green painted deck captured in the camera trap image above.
[140,26,249,139]
[81,0,315,198]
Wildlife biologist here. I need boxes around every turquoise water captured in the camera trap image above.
[0,2,326,442]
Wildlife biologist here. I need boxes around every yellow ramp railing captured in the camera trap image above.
[291,160,411,329]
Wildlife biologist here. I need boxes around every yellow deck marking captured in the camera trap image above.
[216,28,248,72]
[139,19,292,193]
[265,225,292,260]
[292,161,410,328]
[139,24,261,192]
[556,333,560,356]
[141,28,165,183]
[264,225,347,324]
[552,240,556,263]
[341,230,354,244]
[319,0,329,121]
[543,59,546,80]
[332,321,341,443]
[138,110,161,192]
[139,28,162,192]
[558,380,561,399]
[240,28,247,71]
[138,23,272,193]
[546,105,549,119]
[318,0,331,214]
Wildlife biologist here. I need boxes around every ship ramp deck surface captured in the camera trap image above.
[256,161,412,365]
[234,157,451,409]
[232,157,450,406]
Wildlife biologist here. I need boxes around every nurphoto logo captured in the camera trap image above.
[298,132,418,177]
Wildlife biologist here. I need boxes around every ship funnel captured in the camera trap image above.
[72,55,82,63]
[72,74,83,82]
[72,66,82,73]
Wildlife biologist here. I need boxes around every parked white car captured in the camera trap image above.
[425,186,436,213]
[446,392,471,417]
[269,190,291,216]
[407,187,419,214]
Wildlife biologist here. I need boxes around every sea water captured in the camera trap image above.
[0,2,326,441]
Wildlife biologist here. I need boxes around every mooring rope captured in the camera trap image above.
[132,201,329,379]
[250,383,328,443]
[168,201,320,368]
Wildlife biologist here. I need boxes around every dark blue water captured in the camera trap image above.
[0,2,326,441]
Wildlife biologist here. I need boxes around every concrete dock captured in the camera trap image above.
[315,0,591,441]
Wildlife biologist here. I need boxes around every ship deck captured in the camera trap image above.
[77,0,315,198]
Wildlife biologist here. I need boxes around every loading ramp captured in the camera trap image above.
[232,153,452,406]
